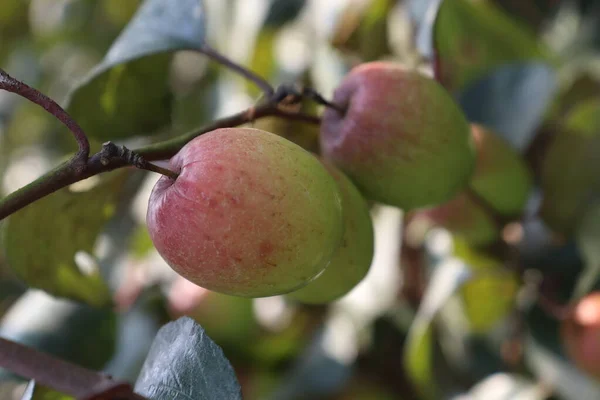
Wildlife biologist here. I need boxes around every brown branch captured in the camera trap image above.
[0,337,146,399]
[0,68,89,170]
[0,104,321,221]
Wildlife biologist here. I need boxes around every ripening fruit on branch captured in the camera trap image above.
[561,292,600,380]
[146,128,344,298]
[320,61,476,211]
[287,159,374,304]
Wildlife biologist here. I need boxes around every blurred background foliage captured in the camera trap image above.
[1,0,600,399]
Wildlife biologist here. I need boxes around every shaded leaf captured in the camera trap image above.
[65,0,207,141]
[540,98,600,233]
[403,255,472,400]
[0,290,116,380]
[134,316,242,400]
[458,62,557,151]
[2,171,132,307]
[434,0,550,93]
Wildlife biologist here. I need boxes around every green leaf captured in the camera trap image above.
[20,380,73,400]
[403,255,472,400]
[574,203,600,299]
[134,316,242,400]
[64,0,207,141]
[434,0,551,93]
[2,171,132,307]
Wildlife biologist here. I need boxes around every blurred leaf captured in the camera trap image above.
[524,334,600,400]
[2,171,132,307]
[65,0,207,141]
[171,65,220,135]
[434,0,550,93]
[403,256,472,399]
[409,0,443,59]
[458,62,557,151]
[540,98,600,233]
[454,240,519,334]
[330,0,393,62]
[246,0,307,96]
[574,203,600,299]
[0,290,116,380]
[103,288,170,383]
[268,326,353,400]
[21,380,72,400]
[462,372,548,400]
[134,316,242,400]
[264,0,307,27]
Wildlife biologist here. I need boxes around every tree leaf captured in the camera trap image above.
[134,316,242,400]
[524,334,600,400]
[2,171,132,307]
[434,0,551,93]
[0,290,116,381]
[458,62,557,152]
[403,254,472,400]
[574,203,600,299]
[64,0,207,141]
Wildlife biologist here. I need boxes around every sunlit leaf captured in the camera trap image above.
[434,0,551,93]
[2,171,132,307]
[134,317,242,400]
[454,239,519,334]
[65,0,207,141]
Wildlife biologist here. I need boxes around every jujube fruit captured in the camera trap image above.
[287,159,374,304]
[320,61,476,211]
[561,292,600,380]
[146,127,344,297]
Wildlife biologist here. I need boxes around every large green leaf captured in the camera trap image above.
[64,0,207,141]
[434,0,550,93]
[2,171,132,307]
[134,317,242,400]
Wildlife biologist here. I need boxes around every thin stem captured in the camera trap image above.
[0,69,90,167]
[0,337,146,399]
[302,87,346,115]
[197,44,274,95]
[142,162,179,180]
[0,103,321,221]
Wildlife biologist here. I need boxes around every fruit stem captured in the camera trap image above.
[142,162,179,180]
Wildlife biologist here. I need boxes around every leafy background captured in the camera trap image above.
[1,0,600,399]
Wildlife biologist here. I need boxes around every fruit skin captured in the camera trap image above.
[287,160,374,304]
[469,124,532,216]
[320,61,476,211]
[406,124,532,246]
[561,292,600,380]
[147,127,344,298]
